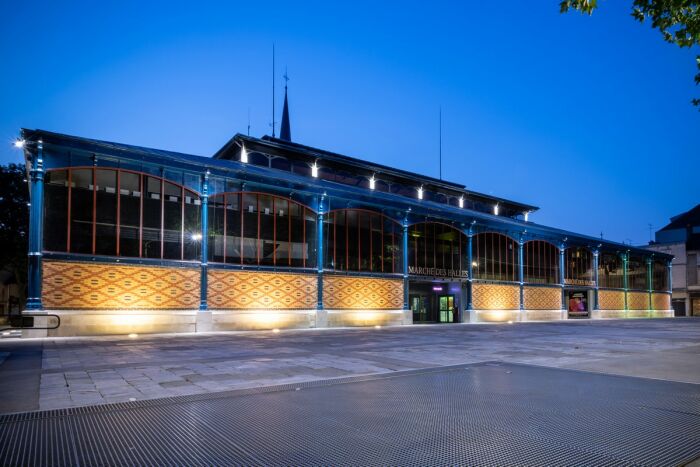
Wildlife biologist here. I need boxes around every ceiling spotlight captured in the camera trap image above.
[191,233,203,241]
[369,175,376,190]
[311,162,319,178]
[240,144,248,163]
[459,196,464,208]
[417,186,424,200]
[13,139,25,149]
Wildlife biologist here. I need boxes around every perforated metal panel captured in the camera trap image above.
[1,362,699,466]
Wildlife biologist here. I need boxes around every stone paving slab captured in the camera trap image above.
[0,318,699,413]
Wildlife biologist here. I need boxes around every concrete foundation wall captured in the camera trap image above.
[45,309,197,337]
[326,309,406,327]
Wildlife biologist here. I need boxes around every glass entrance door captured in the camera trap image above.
[438,295,454,323]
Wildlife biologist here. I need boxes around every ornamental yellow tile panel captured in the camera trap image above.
[42,261,199,309]
[652,292,671,311]
[523,286,561,310]
[472,283,520,310]
[627,291,649,310]
[323,276,403,310]
[598,290,625,310]
[208,270,317,309]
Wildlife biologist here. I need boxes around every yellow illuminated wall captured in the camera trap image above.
[627,291,650,310]
[523,286,561,310]
[652,292,671,311]
[472,283,520,310]
[43,261,200,309]
[323,276,403,309]
[598,290,625,310]
[208,270,317,309]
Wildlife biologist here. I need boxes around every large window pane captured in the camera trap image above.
[241,193,258,265]
[226,193,242,263]
[524,240,559,284]
[564,247,594,286]
[258,194,275,266]
[598,253,623,289]
[473,232,518,282]
[43,170,68,252]
[276,198,290,266]
[70,168,93,254]
[162,182,182,260]
[183,190,201,260]
[208,195,225,263]
[119,172,141,257]
[627,255,648,290]
[653,260,668,291]
[95,169,117,256]
[142,176,162,259]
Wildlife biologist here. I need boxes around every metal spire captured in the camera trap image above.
[280,68,291,141]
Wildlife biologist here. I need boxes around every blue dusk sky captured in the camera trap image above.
[1,1,697,245]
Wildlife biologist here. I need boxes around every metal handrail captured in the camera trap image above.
[0,313,61,332]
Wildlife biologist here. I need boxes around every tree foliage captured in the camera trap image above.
[560,0,700,106]
[0,164,29,308]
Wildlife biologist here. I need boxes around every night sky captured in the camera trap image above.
[1,1,697,245]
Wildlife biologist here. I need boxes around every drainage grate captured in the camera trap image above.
[1,362,699,466]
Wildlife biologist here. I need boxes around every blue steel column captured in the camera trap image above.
[402,217,409,311]
[518,237,524,313]
[26,141,45,310]
[622,252,629,311]
[647,257,653,311]
[593,251,599,311]
[466,228,474,311]
[559,244,566,312]
[199,171,209,311]
[667,259,673,314]
[317,196,325,311]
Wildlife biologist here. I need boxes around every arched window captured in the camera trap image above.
[598,252,624,289]
[324,209,401,273]
[43,168,201,260]
[408,222,466,275]
[627,254,648,290]
[524,240,559,284]
[653,259,668,291]
[564,247,594,286]
[208,192,316,268]
[472,232,518,282]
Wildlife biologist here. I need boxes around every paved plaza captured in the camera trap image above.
[1,318,699,414]
[1,318,700,465]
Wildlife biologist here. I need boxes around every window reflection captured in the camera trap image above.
[472,232,518,282]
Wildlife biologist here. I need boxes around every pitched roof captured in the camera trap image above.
[659,204,700,231]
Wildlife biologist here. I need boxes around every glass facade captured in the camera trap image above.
[524,240,559,284]
[408,222,466,275]
[564,247,594,285]
[208,192,316,268]
[627,254,648,291]
[598,252,624,289]
[324,209,401,273]
[43,168,201,261]
[653,260,669,291]
[472,233,519,282]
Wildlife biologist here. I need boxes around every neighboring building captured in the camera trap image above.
[17,104,674,336]
[647,204,700,317]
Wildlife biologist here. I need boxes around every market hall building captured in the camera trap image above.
[19,123,674,336]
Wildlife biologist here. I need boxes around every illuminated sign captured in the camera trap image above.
[408,266,468,278]
[564,278,595,287]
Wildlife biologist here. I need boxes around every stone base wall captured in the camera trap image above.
[526,310,564,321]
[210,309,316,331]
[471,309,521,323]
[591,309,626,319]
[45,309,197,337]
[326,309,406,327]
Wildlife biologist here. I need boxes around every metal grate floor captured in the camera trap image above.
[1,362,699,466]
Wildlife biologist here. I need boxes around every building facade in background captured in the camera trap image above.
[647,204,700,317]
[19,126,674,336]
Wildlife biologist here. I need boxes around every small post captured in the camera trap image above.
[518,236,525,316]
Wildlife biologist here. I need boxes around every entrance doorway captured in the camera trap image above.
[409,281,462,323]
[567,290,591,318]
